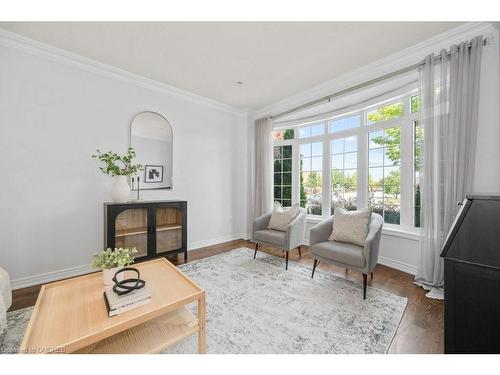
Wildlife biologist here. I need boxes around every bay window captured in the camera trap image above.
[272,90,421,231]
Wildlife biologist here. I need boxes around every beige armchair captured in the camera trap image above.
[252,208,307,270]
[309,213,383,299]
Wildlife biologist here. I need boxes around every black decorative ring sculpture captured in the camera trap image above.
[112,267,146,296]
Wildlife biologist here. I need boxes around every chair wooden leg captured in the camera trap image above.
[298,246,302,259]
[363,274,367,299]
[285,251,289,270]
[311,259,318,278]
[253,243,259,259]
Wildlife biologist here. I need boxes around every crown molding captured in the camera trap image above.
[0,28,246,117]
[254,22,498,119]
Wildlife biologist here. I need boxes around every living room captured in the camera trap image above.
[1,1,499,372]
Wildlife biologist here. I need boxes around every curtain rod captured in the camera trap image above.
[270,37,488,120]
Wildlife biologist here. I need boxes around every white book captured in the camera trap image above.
[104,294,151,317]
[104,286,151,310]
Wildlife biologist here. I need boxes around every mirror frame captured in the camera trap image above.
[129,110,173,191]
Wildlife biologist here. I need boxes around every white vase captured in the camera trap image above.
[111,175,130,203]
[102,266,125,286]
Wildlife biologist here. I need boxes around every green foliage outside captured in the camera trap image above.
[299,159,307,208]
[284,129,294,140]
[305,172,321,189]
[367,101,403,124]
[383,170,401,198]
[92,147,143,177]
[331,169,357,190]
[411,95,421,113]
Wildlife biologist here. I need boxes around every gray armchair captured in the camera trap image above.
[252,208,307,270]
[309,213,383,299]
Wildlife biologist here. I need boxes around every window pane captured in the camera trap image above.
[367,101,403,125]
[344,152,357,169]
[274,159,282,172]
[414,120,423,227]
[282,145,292,158]
[300,143,311,157]
[329,114,360,133]
[273,129,295,141]
[311,157,322,171]
[311,123,325,137]
[369,130,384,149]
[369,149,384,167]
[282,159,292,172]
[368,127,401,224]
[311,142,323,156]
[332,154,343,169]
[411,95,420,113]
[331,138,343,154]
[274,187,281,199]
[300,143,322,215]
[273,145,294,205]
[330,136,358,213]
[299,127,311,138]
[274,173,282,185]
[283,173,292,186]
[273,146,282,159]
[344,136,357,152]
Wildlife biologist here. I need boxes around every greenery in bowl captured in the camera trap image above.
[91,248,138,270]
[92,147,143,177]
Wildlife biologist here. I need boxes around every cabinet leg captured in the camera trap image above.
[184,251,188,263]
[198,293,206,354]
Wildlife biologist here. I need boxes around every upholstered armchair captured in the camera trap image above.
[309,213,383,299]
[252,208,307,270]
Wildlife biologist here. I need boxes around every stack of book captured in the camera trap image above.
[103,285,151,317]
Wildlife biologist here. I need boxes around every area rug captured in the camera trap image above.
[2,248,407,354]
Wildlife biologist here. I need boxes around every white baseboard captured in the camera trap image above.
[10,264,93,290]
[187,233,247,251]
[10,233,248,290]
[378,256,418,275]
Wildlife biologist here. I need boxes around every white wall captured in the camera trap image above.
[0,34,248,288]
[250,22,500,276]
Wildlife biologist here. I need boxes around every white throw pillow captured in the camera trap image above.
[329,207,371,246]
[268,202,299,232]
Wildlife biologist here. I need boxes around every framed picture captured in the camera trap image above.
[144,165,164,183]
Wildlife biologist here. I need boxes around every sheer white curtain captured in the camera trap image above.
[254,117,273,217]
[415,36,483,299]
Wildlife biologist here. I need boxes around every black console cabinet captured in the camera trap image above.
[104,200,187,263]
[441,194,500,353]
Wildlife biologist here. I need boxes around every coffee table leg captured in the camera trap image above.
[198,293,206,354]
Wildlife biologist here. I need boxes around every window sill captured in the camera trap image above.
[306,217,420,241]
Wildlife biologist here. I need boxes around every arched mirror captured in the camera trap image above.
[130,111,173,190]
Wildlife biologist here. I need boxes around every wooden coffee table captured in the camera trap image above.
[20,258,205,354]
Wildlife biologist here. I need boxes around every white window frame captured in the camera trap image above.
[272,88,420,233]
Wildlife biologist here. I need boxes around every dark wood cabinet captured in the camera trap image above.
[104,200,187,262]
[441,194,500,353]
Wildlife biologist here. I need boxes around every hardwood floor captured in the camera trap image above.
[9,239,443,353]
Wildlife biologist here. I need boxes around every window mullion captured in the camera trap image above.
[358,111,368,209]
[399,102,413,228]
[323,137,331,218]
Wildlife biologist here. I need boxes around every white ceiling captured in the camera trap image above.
[0,22,463,110]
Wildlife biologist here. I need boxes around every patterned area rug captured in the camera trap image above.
[2,248,407,354]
